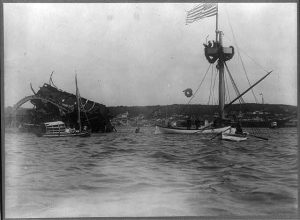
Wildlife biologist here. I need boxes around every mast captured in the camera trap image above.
[215,4,225,119]
[218,32,225,119]
[75,75,82,131]
[189,3,233,120]
[215,4,219,42]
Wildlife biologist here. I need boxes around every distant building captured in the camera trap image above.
[284,119,297,127]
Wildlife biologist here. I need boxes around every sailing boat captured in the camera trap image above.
[36,75,91,137]
[155,3,272,140]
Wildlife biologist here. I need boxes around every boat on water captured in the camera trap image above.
[155,3,272,141]
[155,124,233,135]
[37,121,90,137]
[36,75,91,137]
[221,133,248,142]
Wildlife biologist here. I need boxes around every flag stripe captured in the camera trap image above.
[186,11,217,23]
[187,10,217,21]
[187,6,217,19]
[187,7,217,19]
[186,3,217,24]
[186,13,216,23]
[187,3,215,13]
[187,3,216,16]
[187,4,205,13]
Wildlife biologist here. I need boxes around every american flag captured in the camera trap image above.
[186,3,218,24]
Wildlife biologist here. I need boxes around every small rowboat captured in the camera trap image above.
[155,125,235,135]
[221,132,248,142]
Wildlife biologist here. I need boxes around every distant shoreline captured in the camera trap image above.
[4,103,297,119]
[107,103,297,118]
[107,103,297,108]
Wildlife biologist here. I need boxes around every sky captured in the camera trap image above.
[4,3,297,107]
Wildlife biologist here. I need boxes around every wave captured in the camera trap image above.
[149,151,178,162]
[4,127,298,217]
[238,190,296,204]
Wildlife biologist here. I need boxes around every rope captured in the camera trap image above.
[224,69,231,104]
[212,67,218,105]
[235,46,269,73]
[49,71,58,89]
[78,91,91,128]
[81,99,89,109]
[207,65,214,105]
[225,8,258,103]
[238,49,259,103]
[187,64,211,104]
[222,34,269,74]
[224,62,245,104]
[223,5,270,140]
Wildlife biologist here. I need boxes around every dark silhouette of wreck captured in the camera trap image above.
[13,79,114,133]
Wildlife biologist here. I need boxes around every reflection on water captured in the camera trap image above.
[5,127,298,217]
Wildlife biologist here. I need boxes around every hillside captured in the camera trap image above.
[5,103,297,120]
[107,103,297,119]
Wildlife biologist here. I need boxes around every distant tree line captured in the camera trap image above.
[107,103,297,119]
[4,103,297,122]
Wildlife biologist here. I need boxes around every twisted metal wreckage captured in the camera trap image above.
[13,75,114,133]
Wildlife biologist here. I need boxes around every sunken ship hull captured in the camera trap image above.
[30,83,113,132]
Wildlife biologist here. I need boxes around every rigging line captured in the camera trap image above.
[207,65,214,105]
[225,63,241,103]
[81,99,91,127]
[212,66,218,105]
[49,71,58,89]
[213,66,218,105]
[210,69,214,104]
[224,68,231,104]
[222,35,269,73]
[225,7,258,103]
[211,67,216,105]
[235,46,269,73]
[78,91,91,127]
[187,64,212,104]
[225,70,273,108]
[224,62,245,104]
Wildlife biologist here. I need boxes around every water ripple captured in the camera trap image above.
[4,127,298,218]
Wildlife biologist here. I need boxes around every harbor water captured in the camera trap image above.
[5,127,298,217]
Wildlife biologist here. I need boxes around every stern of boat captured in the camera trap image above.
[154,126,163,134]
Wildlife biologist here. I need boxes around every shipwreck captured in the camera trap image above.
[12,75,114,132]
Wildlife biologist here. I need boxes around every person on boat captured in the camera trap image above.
[186,117,192,130]
[70,126,76,133]
[213,118,218,128]
[235,121,243,135]
[208,41,212,47]
[212,40,219,48]
[195,118,200,129]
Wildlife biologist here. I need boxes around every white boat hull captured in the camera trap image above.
[38,131,90,137]
[221,133,248,142]
[37,121,91,137]
[155,125,235,134]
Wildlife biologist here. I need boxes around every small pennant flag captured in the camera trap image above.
[186,3,218,24]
